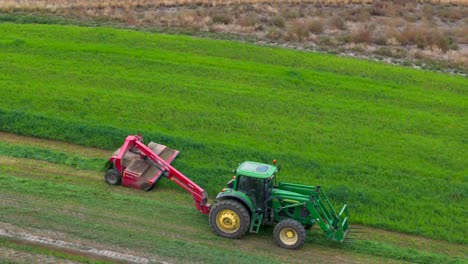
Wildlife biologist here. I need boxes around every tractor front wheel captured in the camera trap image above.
[209,200,250,239]
[273,219,306,249]
[105,169,122,185]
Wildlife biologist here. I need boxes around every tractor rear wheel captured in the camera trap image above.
[105,169,122,185]
[209,200,250,239]
[273,219,306,249]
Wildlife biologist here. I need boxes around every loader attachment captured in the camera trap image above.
[333,204,349,242]
[309,187,349,242]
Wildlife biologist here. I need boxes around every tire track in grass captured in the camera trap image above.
[0,223,166,264]
[1,246,80,264]
[0,141,106,172]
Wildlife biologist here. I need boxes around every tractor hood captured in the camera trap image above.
[271,188,310,202]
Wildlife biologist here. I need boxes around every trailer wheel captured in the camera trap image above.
[209,200,250,239]
[273,219,306,249]
[105,169,122,185]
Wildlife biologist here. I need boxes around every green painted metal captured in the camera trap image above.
[235,161,277,179]
[216,161,349,243]
[249,212,263,233]
[271,182,349,242]
[216,189,256,213]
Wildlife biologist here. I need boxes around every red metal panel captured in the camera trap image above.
[109,135,211,214]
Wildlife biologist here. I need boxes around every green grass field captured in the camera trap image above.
[0,21,466,250]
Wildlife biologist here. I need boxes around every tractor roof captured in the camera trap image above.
[236,161,277,179]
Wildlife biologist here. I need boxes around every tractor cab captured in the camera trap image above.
[213,160,349,248]
[217,161,278,233]
[233,161,277,212]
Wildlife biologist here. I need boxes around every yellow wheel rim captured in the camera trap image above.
[216,209,241,233]
[279,227,298,246]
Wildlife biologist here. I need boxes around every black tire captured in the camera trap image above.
[209,200,250,239]
[105,169,122,185]
[273,219,306,249]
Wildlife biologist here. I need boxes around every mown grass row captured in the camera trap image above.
[0,142,104,171]
[346,240,463,264]
[0,23,466,244]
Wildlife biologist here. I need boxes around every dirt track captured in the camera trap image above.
[0,222,164,264]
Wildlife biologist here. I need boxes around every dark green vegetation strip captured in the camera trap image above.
[0,23,466,244]
[0,142,105,171]
[0,12,81,26]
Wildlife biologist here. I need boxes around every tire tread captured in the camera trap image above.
[209,199,250,239]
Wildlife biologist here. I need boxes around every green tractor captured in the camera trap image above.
[107,136,348,249]
[210,161,349,249]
